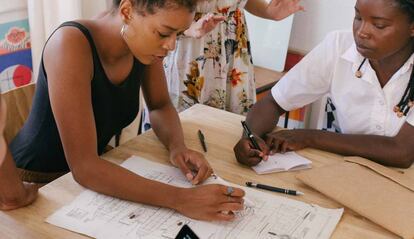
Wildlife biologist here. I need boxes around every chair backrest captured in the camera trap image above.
[2,83,35,143]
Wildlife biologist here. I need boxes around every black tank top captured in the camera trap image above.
[10,21,143,173]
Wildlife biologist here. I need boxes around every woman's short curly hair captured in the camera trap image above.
[113,0,198,14]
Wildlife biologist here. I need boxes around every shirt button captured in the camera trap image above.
[376,125,382,130]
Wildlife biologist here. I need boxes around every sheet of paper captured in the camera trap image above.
[46,156,342,239]
[253,151,312,174]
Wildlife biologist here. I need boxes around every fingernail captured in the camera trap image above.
[186,173,193,180]
[193,180,199,185]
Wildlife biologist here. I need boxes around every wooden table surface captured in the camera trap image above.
[1,104,411,239]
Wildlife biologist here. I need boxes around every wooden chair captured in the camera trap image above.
[2,83,35,143]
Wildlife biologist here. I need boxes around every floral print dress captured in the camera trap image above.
[164,0,256,115]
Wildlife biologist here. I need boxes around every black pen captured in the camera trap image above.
[246,182,304,196]
[198,130,207,152]
[241,121,261,151]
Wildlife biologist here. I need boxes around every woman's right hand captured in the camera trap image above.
[174,184,245,221]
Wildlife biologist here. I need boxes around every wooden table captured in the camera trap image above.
[1,104,411,239]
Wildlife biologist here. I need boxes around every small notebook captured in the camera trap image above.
[252,151,312,174]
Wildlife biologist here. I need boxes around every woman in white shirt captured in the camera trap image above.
[234,0,414,168]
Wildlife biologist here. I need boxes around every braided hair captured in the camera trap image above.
[112,0,197,14]
[394,0,414,117]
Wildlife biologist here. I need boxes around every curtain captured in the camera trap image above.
[27,0,110,78]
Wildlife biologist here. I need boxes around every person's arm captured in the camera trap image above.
[142,58,213,184]
[0,149,38,210]
[44,28,243,221]
[233,92,285,166]
[234,32,339,167]
[0,97,38,210]
[266,123,414,168]
[245,0,303,21]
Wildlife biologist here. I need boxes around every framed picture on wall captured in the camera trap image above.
[0,1,33,92]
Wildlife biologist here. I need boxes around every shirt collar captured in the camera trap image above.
[341,43,366,74]
[341,42,414,80]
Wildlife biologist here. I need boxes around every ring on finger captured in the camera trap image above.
[226,186,234,196]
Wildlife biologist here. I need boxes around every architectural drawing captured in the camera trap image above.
[46,156,343,239]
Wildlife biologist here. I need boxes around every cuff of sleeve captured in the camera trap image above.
[271,84,293,112]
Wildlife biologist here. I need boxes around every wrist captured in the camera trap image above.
[183,28,197,38]
[303,129,316,147]
[168,141,186,153]
[264,7,273,20]
[169,187,186,211]
[168,143,187,162]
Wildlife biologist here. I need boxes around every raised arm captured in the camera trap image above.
[245,0,303,21]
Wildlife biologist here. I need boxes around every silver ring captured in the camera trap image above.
[226,186,234,196]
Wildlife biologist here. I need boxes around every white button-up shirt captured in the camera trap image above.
[271,30,414,137]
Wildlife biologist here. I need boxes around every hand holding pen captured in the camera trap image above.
[233,121,269,167]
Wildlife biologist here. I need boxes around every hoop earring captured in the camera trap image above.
[120,24,127,37]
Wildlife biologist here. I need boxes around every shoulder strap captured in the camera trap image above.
[40,21,102,78]
[58,21,100,64]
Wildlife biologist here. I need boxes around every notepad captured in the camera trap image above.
[252,151,312,174]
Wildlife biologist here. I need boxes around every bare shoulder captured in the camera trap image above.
[43,22,94,84]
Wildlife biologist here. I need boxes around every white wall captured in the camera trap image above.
[82,0,111,19]
[246,12,294,72]
[0,0,27,24]
[289,0,356,54]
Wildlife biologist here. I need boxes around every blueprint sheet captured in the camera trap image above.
[46,156,343,239]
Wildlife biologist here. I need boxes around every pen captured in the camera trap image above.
[241,121,261,150]
[198,129,207,152]
[246,182,304,196]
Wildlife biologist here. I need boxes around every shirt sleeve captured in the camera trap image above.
[271,31,341,111]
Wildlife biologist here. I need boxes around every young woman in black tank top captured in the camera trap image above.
[10,0,245,221]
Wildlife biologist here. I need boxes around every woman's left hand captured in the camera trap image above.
[265,129,312,154]
[169,146,213,185]
[266,0,304,21]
